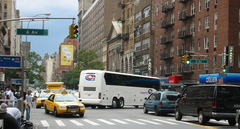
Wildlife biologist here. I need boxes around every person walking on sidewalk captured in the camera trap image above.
[25,90,33,120]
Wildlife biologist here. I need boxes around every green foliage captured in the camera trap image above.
[27,51,45,84]
[4,69,21,81]
[62,49,104,89]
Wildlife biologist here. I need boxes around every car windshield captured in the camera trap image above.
[39,93,51,98]
[55,94,78,102]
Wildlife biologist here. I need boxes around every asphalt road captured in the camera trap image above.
[28,106,238,129]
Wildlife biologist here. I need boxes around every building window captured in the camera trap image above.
[142,38,150,50]
[156,6,159,16]
[135,41,141,51]
[171,30,174,41]
[198,38,201,51]
[170,64,174,73]
[4,12,7,18]
[204,36,209,49]
[171,13,175,24]
[199,0,201,12]
[204,16,209,29]
[190,21,195,35]
[214,0,218,6]
[205,0,210,9]
[135,11,142,23]
[214,13,218,30]
[239,31,240,45]
[143,6,150,18]
[156,37,158,44]
[214,34,217,48]
[204,57,209,69]
[190,40,195,52]
[172,0,175,7]
[198,19,201,31]
[142,22,150,34]
[170,46,174,57]
[191,3,195,15]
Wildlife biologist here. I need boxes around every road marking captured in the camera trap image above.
[138,119,161,125]
[153,119,177,125]
[168,119,217,129]
[124,119,146,125]
[70,120,84,126]
[111,119,128,124]
[41,120,50,127]
[98,119,115,125]
[83,119,99,125]
[55,120,65,126]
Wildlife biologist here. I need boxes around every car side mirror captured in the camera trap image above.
[79,99,82,102]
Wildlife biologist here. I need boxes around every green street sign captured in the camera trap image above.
[17,28,48,36]
[190,59,208,64]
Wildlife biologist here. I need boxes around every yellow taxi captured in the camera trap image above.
[44,89,85,117]
[35,92,52,108]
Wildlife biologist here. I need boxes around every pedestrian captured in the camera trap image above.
[7,103,22,127]
[25,89,33,120]
[0,103,20,129]
[6,87,15,106]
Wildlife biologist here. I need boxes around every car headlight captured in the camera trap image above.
[58,106,67,109]
[80,105,85,108]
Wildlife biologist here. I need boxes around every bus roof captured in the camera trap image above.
[81,70,160,79]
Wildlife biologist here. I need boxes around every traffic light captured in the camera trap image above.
[221,64,228,73]
[181,54,190,64]
[69,24,78,39]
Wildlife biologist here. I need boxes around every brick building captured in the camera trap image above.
[153,0,240,84]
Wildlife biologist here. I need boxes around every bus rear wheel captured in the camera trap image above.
[118,98,124,108]
[112,98,118,108]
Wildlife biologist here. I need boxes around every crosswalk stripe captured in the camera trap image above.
[153,119,177,125]
[56,120,65,126]
[111,119,128,124]
[70,120,84,126]
[83,119,99,125]
[168,119,193,125]
[124,119,146,125]
[138,119,161,125]
[41,120,50,127]
[98,119,115,125]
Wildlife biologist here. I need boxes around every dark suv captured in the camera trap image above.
[175,84,240,126]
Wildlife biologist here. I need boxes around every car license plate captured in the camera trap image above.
[71,109,76,113]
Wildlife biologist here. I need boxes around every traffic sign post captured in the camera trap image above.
[17,28,48,36]
[190,59,208,64]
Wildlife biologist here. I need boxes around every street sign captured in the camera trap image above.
[17,28,48,35]
[0,55,22,68]
[190,59,208,64]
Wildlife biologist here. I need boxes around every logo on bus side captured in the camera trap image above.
[85,75,96,81]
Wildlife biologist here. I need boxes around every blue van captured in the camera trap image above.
[143,91,179,116]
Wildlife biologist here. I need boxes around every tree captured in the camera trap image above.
[4,52,45,86]
[26,51,45,84]
[62,49,104,89]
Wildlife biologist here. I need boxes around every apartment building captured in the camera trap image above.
[80,0,121,62]
[153,0,240,84]
[133,0,154,76]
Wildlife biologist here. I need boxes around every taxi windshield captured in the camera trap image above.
[40,93,52,98]
[55,94,78,102]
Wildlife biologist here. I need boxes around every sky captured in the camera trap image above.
[16,0,78,58]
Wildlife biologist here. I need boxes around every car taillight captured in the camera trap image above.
[159,102,163,106]
[212,101,217,108]
[98,93,101,99]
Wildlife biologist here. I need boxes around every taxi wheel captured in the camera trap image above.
[45,105,49,114]
[54,107,59,117]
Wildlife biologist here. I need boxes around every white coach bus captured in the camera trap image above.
[78,70,160,109]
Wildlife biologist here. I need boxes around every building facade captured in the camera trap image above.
[80,0,121,62]
[153,0,240,84]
